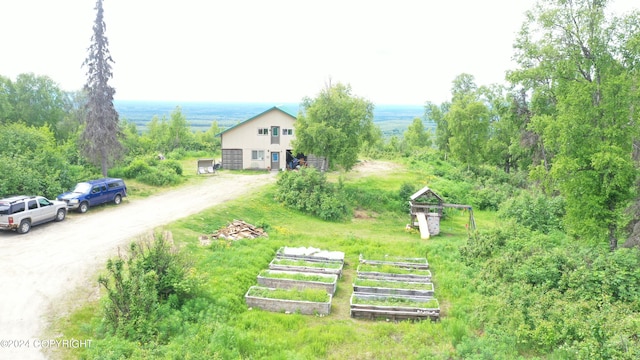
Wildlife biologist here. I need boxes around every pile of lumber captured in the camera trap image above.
[210,219,267,240]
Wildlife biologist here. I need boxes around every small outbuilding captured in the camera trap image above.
[409,186,444,238]
[409,186,476,239]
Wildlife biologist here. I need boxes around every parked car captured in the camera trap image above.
[0,195,67,234]
[57,178,127,213]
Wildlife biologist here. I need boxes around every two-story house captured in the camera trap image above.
[218,106,326,171]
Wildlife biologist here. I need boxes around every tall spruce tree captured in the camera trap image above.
[82,0,121,176]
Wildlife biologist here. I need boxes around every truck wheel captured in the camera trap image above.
[114,194,122,205]
[18,219,31,234]
[78,202,89,213]
[55,208,66,222]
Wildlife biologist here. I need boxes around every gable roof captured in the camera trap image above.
[410,186,444,202]
[217,106,297,136]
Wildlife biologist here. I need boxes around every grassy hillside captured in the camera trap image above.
[50,157,640,359]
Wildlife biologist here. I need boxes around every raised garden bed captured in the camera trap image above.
[245,286,332,315]
[359,254,429,270]
[277,246,345,262]
[357,264,432,283]
[270,258,344,277]
[257,270,338,295]
[350,293,440,321]
[353,278,435,297]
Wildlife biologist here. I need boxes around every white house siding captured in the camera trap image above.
[220,108,296,170]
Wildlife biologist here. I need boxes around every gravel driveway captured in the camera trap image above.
[0,172,275,359]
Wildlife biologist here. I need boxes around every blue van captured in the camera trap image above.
[57,178,127,213]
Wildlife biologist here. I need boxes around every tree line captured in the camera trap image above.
[1,0,639,252]
[407,0,639,251]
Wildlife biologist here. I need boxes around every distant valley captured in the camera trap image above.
[114,100,434,137]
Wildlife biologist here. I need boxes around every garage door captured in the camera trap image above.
[222,149,243,170]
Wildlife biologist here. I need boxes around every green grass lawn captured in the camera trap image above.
[51,162,494,360]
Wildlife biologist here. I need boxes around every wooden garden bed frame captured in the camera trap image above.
[276,247,345,263]
[359,254,429,270]
[356,269,432,283]
[350,293,440,321]
[353,280,435,297]
[245,286,332,315]
[258,270,338,295]
[269,258,344,277]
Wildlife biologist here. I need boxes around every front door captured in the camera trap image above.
[271,152,280,171]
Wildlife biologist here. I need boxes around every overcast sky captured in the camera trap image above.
[1,0,637,105]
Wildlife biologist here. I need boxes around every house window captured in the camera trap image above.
[282,128,293,135]
[257,128,269,135]
[251,150,265,160]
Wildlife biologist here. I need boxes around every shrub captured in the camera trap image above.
[471,183,515,211]
[136,168,181,186]
[159,160,183,176]
[166,148,187,160]
[112,157,183,186]
[498,191,565,233]
[123,159,152,179]
[98,232,199,342]
[274,167,351,221]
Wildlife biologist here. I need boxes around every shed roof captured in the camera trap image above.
[216,106,296,137]
[410,186,444,202]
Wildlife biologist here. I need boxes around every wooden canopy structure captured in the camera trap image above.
[409,186,476,239]
[197,159,220,175]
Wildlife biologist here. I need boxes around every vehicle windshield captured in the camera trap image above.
[73,182,92,194]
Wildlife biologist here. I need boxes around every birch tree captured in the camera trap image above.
[509,0,640,250]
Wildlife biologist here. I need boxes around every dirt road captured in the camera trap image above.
[0,172,276,360]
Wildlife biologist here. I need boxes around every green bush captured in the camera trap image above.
[471,183,515,211]
[123,159,152,179]
[159,159,183,176]
[274,167,351,221]
[166,148,187,160]
[0,123,79,198]
[498,191,565,233]
[136,168,181,186]
[98,232,200,342]
[110,157,183,186]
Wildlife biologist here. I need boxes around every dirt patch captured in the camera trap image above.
[354,209,377,219]
[351,160,401,176]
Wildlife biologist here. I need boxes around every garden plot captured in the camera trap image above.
[269,258,344,277]
[350,293,440,321]
[245,286,332,315]
[257,270,338,295]
[358,254,429,270]
[356,263,432,283]
[352,255,439,321]
[277,246,345,262]
[353,278,434,297]
[246,247,344,315]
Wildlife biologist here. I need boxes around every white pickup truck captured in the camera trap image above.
[0,195,67,234]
